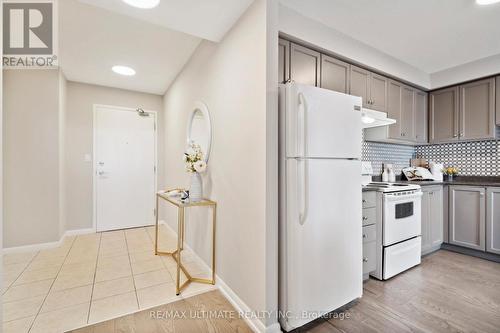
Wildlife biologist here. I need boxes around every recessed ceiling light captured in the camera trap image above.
[476,0,500,5]
[121,0,160,9]
[112,65,136,76]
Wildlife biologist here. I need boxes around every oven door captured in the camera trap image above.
[383,191,422,246]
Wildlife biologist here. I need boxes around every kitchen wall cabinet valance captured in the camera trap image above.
[430,78,496,143]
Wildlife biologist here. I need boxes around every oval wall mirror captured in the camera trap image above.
[187,102,212,163]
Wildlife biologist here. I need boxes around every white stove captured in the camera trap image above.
[363,182,421,193]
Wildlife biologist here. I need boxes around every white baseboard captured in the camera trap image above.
[2,227,95,254]
[159,220,281,333]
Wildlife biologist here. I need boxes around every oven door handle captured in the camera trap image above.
[384,192,422,202]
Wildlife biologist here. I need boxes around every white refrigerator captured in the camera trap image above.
[279,83,363,331]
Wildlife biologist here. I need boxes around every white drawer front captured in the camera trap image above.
[363,241,376,274]
[362,207,376,226]
[362,191,376,208]
[383,236,421,280]
[362,225,376,243]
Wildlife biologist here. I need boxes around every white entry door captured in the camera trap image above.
[94,105,156,232]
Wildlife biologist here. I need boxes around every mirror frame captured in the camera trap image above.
[187,101,212,163]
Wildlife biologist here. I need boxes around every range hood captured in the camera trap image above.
[361,108,396,128]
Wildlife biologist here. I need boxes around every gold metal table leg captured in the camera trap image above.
[155,195,159,255]
[175,207,184,295]
[212,204,216,284]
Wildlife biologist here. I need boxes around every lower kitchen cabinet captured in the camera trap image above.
[421,186,443,255]
[486,187,500,254]
[362,192,377,279]
[449,186,486,251]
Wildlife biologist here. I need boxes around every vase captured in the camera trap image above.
[189,172,203,202]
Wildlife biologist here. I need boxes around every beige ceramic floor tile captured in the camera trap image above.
[136,282,180,309]
[97,247,129,258]
[92,276,135,300]
[3,252,37,265]
[130,258,164,275]
[2,279,53,303]
[2,315,35,333]
[30,302,89,333]
[97,254,130,268]
[88,291,138,324]
[36,247,70,259]
[95,262,132,282]
[27,255,66,271]
[128,249,160,263]
[51,271,95,291]
[3,295,45,322]
[59,261,96,276]
[133,269,172,290]
[40,284,92,313]
[3,262,29,277]
[13,266,60,285]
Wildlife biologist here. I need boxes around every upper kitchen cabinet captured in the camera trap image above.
[449,186,486,251]
[400,85,415,141]
[370,73,388,112]
[349,66,388,111]
[430,77,497,143]
[496,76,500,126]
[415,90,428,144]
[320,55,350,94]
[459,78,496,140]
[364,82,427,145]
[290,43,320,86]
[278,38,290,84]
[350,66,370,107]
[429,86,459,143]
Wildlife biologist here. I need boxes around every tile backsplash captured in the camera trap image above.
[363,135,500,176]
[362,140,415,175]
[416,140,500,176]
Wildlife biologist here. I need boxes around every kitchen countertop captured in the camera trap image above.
[370,176,500,188]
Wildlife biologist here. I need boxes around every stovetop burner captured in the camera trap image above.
[364,182,421,192]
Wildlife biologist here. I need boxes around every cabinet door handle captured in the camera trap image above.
[480,193,485,197]
[362,234,367,238]
[453,134,458,138]
[362,216,368,221]
[363,257,368,262]
[362,199,367,203]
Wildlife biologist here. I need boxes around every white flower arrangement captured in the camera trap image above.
[184,143,207,173]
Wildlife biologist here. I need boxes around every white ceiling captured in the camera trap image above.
[59,0,253,95]
[78,0,253,42]
[280,0,500,74]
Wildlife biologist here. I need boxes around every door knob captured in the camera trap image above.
[362,216,368,221]
[362,234,367,238]
[363,257,368,262]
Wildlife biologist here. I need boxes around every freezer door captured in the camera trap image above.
[283,83,362,159]
[281,158,362,330]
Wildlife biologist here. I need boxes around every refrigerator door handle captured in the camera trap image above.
[297,92,307,157]
[298,158,308,225]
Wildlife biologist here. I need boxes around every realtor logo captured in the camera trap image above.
[2,1,58,67]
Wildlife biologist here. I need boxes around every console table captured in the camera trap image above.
[154,189,216,295]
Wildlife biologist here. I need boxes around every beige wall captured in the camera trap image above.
[65,82,163,231]
[3,69,62,247]
[161,0,276,329]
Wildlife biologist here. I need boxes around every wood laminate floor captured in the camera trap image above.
[303,249,500,333]
[68,250,500,333]
[68,290,252,333]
